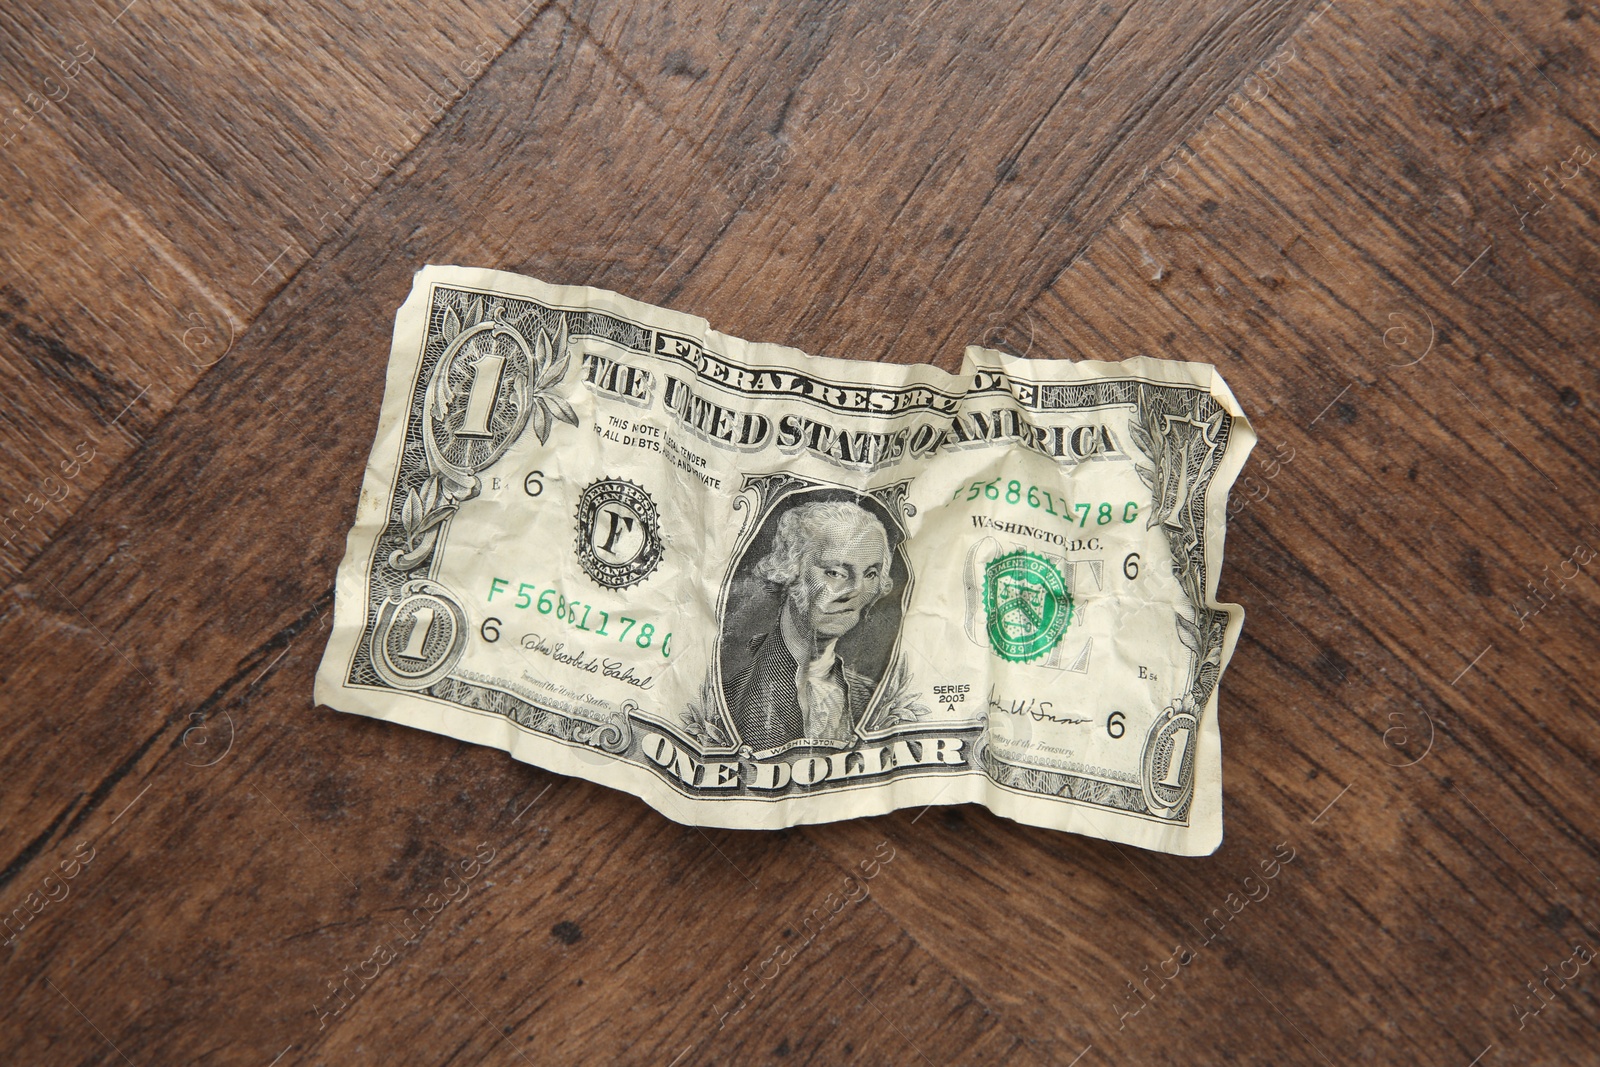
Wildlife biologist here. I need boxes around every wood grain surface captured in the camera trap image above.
[2,0,1597,1064]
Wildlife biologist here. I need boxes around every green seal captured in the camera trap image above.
[983,550,1073,663]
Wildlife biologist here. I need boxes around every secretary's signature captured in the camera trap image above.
[985,686,1091,726]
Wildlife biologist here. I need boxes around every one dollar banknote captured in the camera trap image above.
[315,265,1256,854]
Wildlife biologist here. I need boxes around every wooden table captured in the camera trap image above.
[3,0,1597,1063]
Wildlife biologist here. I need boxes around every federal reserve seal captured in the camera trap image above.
[576,477,663,589]
[983,550,1073,663]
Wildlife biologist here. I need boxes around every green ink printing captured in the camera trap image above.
[983,550,1073,664]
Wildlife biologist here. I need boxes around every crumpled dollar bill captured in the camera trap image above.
[315,265,1256,854]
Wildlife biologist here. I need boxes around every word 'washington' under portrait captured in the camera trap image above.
[722,498,902,754]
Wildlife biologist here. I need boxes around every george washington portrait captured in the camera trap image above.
[721,497,904,753]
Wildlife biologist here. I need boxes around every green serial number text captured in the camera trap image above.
[953,478,1140,527]
[485,578,672,657]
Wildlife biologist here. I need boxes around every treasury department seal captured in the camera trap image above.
[983,550,1073,663]
[576,477,663,589]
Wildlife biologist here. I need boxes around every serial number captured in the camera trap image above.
[485,578,672,657]
[953,478,1140,527]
